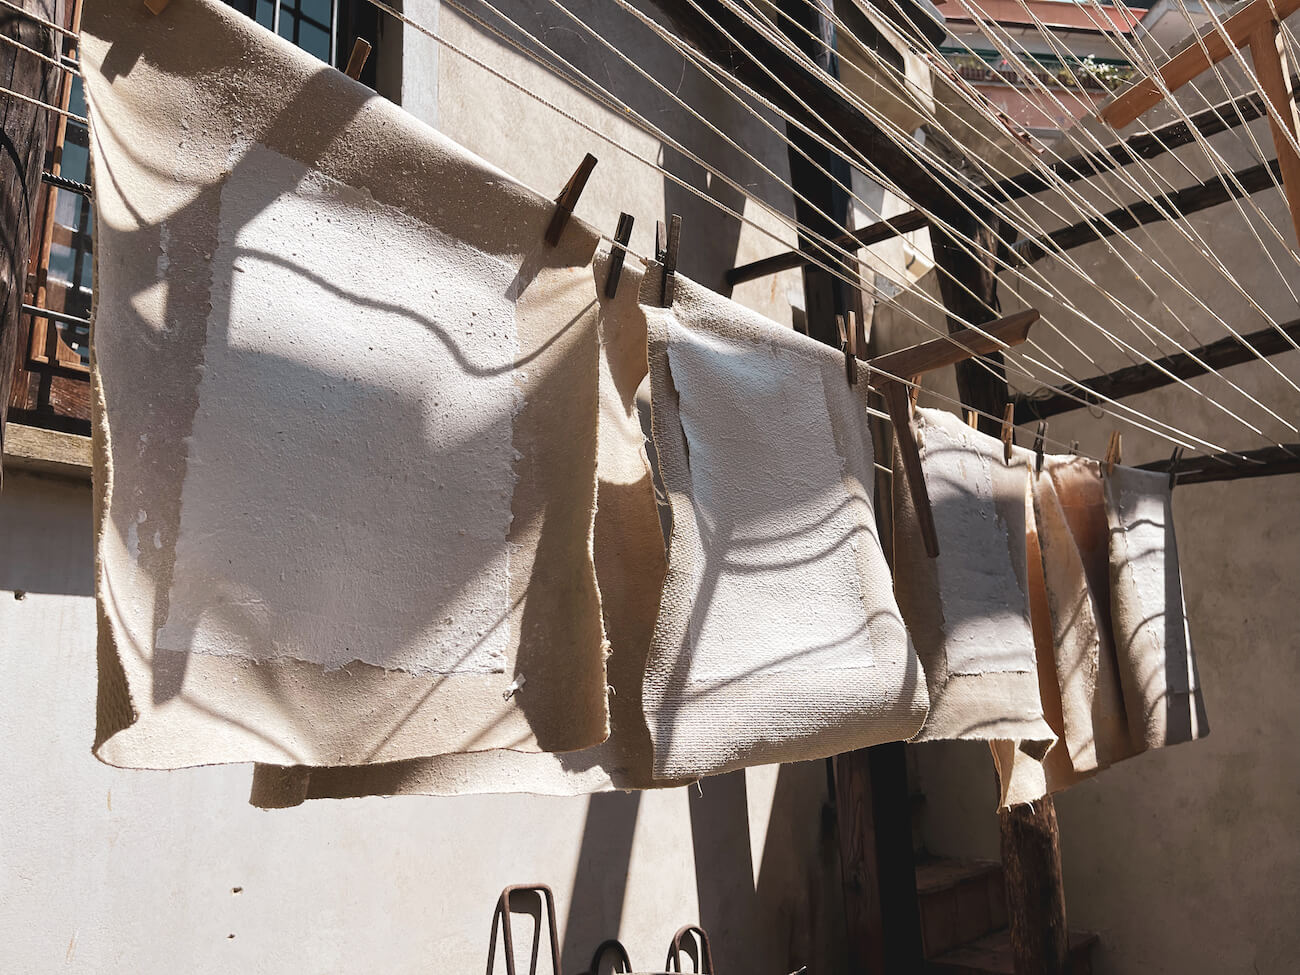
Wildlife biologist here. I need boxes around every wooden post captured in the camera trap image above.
[1248,22,1300,245]
[0,0,59,474]
[930,211,1071,974]
[761,2,924,971]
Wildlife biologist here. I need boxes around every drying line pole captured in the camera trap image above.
[928,195,1073,975]
[760,2,926,972]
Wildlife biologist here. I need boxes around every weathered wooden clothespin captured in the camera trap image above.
[1069,439,1080,455]
[866,307,1041,560]
[882,381,939,559]
[143,0,171,13]
[908,376,921,412]
[544,153,597,247]
[846,310,860,385]
[344,38,372,80]
[604,212,634,299]
[1033,420,1047,474]
[1001,404,1015,464]
[657,214,681,307]
[1104,431,1122,475]
[1167,445,1185,490]
[836,313,860,385]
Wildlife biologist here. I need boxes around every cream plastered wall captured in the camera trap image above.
[873,99,1300,972]
[0,3,860,972]
[0,466,843,972]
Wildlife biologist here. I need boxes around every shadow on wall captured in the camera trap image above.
[557,761,845,975]
[472,0,793,298]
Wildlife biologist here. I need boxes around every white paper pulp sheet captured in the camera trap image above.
[87,0,609,768]
[642,272,929,779]
[894,409,1054,748]
[1105,465,1209,751]
[249,259,693,804]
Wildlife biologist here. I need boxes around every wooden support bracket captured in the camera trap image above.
[867,309,1038,381]
[1101,0,1300,127]
[866,308,1039,559]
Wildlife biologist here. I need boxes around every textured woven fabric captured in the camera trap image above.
[895,409,1053,748]
[248,259,692,804]
[1106,466,1209,751]
[994,457,1208,807]
[87,0,608,768]
[642,273,928,779]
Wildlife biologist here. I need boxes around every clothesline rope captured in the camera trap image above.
[358,0,1290,461]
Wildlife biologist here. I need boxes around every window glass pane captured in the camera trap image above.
[296,20,330,61]
[299,0,331,27]
[60,136,89,185]
[67,76,86,118]
[255,0,274,28]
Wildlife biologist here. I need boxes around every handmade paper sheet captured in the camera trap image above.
[894,408,1053,747]
[1106,466,1209,750]
[87,0,607,768]
[249,259,691,804]
[642,271,928,779]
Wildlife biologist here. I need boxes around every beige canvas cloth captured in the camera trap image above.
[248,259,691,805]
[1105,465,1209,750]
[87,0,609,768]
[642,272,928,779]
[895,409,1053,748]
[993,456,1207,807]
[992,451,1102,807]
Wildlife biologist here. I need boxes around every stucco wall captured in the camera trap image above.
[0,468,844,973]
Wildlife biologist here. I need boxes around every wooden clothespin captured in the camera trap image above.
[836,311,860,385]
[1069,439,1080,455]
[882,381,939,558]
[544,153,597,247]
[344,38,372,80]
[965,408,979,430]
[1001,403,1015,465]
[1167,445,1185,490]
[604,212,634,299]
[1104,431,1122,475]
[908,376,921,412]
[144,0,171,13]
[866,307,1041,561]
[1033,420,1047,474]
[657,214,681,307]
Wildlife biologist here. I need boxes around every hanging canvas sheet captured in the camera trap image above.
[86,0,610,768]
[248,258,692,804]
[894,408,1054,749]
[992,450,1108,807]
[641,270,929,780]
[1105,466,1209,751]
[993,456,1208,808]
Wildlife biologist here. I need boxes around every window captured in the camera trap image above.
[6,0,378,435]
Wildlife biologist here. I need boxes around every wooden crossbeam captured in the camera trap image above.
[1100,0,1300,243]
[1100,0,1300,127]
[1014,157,1283,264]
[1012,318,1300,423]
[1139,443,1300,483]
